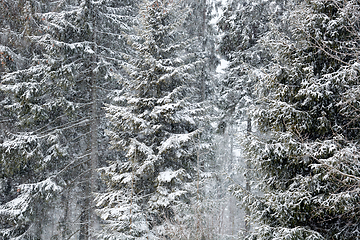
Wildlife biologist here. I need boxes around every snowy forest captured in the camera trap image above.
[0,0,360,239]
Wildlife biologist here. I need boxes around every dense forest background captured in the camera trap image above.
[0,0,359,239]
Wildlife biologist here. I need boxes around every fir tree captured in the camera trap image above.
[217,0,276,122]
[98,0,204,238]
[180,0,220,238]
[232,0,360,239]
[0,0,137,239]
[217,0,285,235]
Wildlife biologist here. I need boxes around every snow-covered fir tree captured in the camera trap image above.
[0,1,62,238]
[97,0,207,238]
[217,0,273,122]
[232,0,360,239]
[179,0,221,238]
[216,0,286,236]
[0,0,138,239]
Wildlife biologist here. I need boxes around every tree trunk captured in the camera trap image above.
[245,118,251,234]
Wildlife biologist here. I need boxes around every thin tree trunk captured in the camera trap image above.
[196,139,201,238]
[228,123,235,238]
[245,118,251,234]
[80,27,98,240]
[90,74,98,237]
[79,188,90,240]
[79,81,97,240]
[62,189,70,240]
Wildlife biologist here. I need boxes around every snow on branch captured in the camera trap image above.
[158,130,200,155]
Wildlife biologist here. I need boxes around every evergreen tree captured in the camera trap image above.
[217,0,284,236]
[0,1,61,238]
[97,0,204,238]
[0,0,137,239]
[232,0,360,239]
[217,0,278,122]
[180,1,221,238]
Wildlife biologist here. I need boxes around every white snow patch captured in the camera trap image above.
[157,169,186,183]
[158,169,177,183]
[216,58,229,73]
[85,45,95,54]
[158,132,193,154]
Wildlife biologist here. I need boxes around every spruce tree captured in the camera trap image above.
[232,0,360,239]
[217,0,284,235]
[180,0,220,238]
[97,0,203,238]
[0,0,137,239]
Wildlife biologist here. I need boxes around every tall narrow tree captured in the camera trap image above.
[0,0,137,239]
[217,0,282,235]
[232,0,360,239]
[97,0,205,238]
[180,0,220,238]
